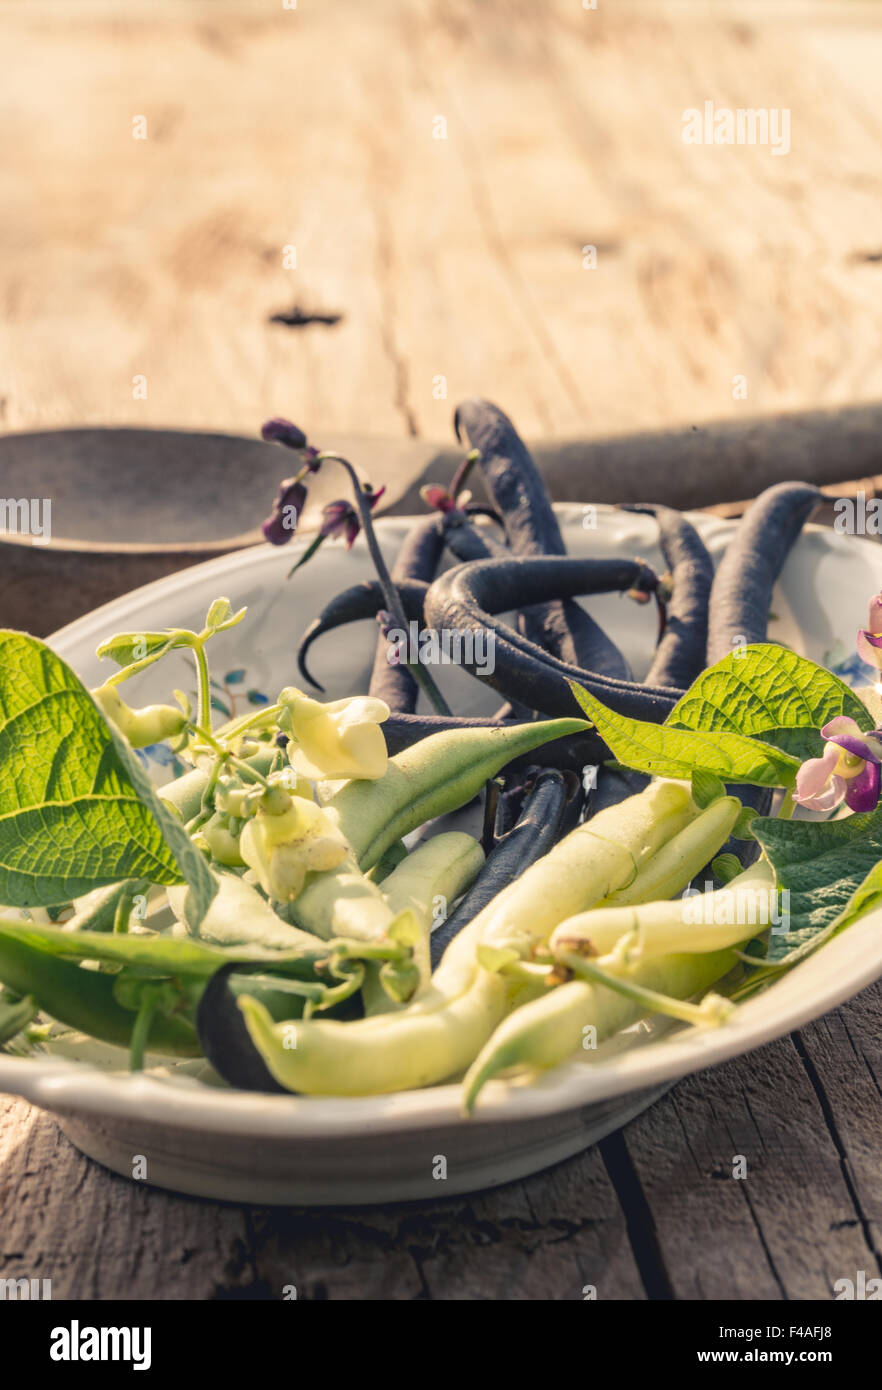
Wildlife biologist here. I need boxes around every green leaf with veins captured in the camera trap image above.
[568,682,799,787]
[95,630,185,669]
[667,644,870,762]
[752,805,882,962]
[0,630,217,924]
[691,770,727,809]
[204,598,247,634]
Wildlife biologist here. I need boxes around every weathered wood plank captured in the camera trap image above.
[795,982,882,1268]
[612,1000,882,1300]
[245,1147,644,1300]
[0,1096,252,1300]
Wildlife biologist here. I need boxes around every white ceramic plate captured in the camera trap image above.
[2,507,881,1205]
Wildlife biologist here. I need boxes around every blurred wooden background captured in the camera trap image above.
[1,0,882,449]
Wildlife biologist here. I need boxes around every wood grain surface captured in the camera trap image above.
[2,0,882,445]
[3,0,882,1301]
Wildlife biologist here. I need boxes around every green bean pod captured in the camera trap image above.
[598,795,742,908]
[328,716,590,870]
[363,831,485,1013]
[167,872,320,953]
[287,717,589,937]
[237,779,700,1094]
[0,932,200,1055]
[550,859,776,963]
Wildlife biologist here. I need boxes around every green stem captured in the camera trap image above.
[217,702,284,743]
[112,892,132,935]
[450,448,480,502]
[558,951,733,1028]
[188,726,272,789]
[778,788,796,820]
[129,993,158,1072]
[193,641,212,734]
[316,453,452,716]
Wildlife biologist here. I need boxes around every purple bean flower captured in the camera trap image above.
[420,484,457,514]
[262,477,307,545]
[261,418,308,450]
[794,716,882,813]
[320,486,386,549]
[856,594,882,672]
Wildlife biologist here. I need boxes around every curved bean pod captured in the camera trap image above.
[621,504,713,689]
[296,579,428,693]
[462,948,738,1113]
[424,555,682,722]
[441,510,509,563]
[381,712,607,774]
[370,514,446,712]
[454,398,632,679]
[440,509,530,721]
[328,715,591,871]
[0,930,200,1055]
[706,481,821,665]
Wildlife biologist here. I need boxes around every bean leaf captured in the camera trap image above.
[668,644,870,762]
[96,631,181,669]
[568,682,799,787]
[0,631,217,924]
[204,598,247,634]
[691,770,727,809]
[752,806,882,955]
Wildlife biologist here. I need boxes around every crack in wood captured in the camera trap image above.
[598,1130,674,1301]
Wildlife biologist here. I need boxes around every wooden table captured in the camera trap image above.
[3,0,882,1300]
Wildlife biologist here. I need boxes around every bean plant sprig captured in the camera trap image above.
[259,418,452,716]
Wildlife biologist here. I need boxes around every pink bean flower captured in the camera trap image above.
[856,594,882,672]
[794,717,882,814]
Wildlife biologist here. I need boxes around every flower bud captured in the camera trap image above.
[92,684,187,749]
[261,418,308,449]
[201,813,246,867]
[262,478,307,546]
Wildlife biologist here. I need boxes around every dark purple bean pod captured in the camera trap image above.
[454,398,632,679]
[369,514,448,712]
[391,513,446,581]
[196,964,289,1093]
[441,511,509,563]
[440,509,533,721]
[423,554,682,722]
[296,579,428,693]
[706,481,822,666]
[620,504,714,690]
[429,769,570,967]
